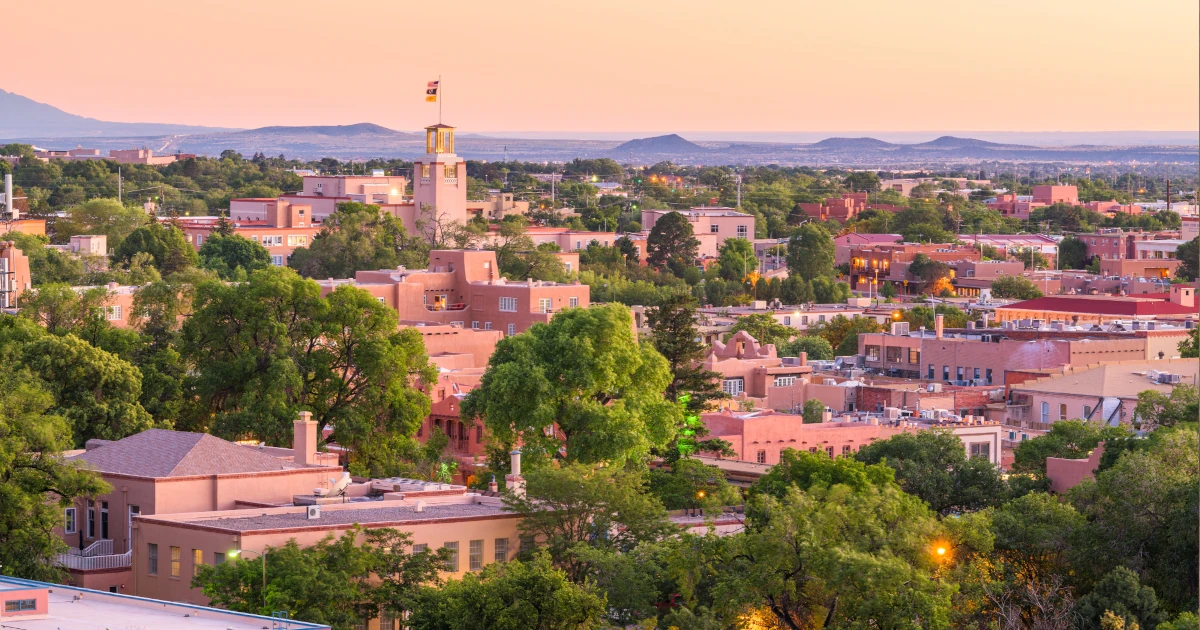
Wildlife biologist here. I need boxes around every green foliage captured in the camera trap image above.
[1075,567,1165,630]
[194,528,448,628]
[181,267,435,474]
[0,368,110,581]
[895,304,970,330]
[751,447,896,500]
[1175,237,1198,281]
[112,222,198,275]
[54,198,148,249]
[290,202,427,278]
[807,314,883,356]
[407,552,605,630]
[198,233,271,279]
[778,335,834,361]
[646,211,700,274]
[461,304,678,468]
[854,429,1008,515]
[785,223,835,281]
[1058,234,1090,270]
[3,231,93,286]
[1179,328,1198,359]
[990,274,1044,299]
[1133,386,1198,430]
[727,312,794,347]
[878,279,897,298]
[647,457,739,511]
[716,237,757,282]
[801,398,826,424]
[1010,420,1131,476]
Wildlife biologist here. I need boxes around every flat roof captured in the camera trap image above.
[179,501,510,532]
[0,576,328,629]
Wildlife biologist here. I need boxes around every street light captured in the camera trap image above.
[227,549,267,608]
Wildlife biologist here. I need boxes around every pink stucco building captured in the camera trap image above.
[178,201,324,266]
[0,240,32,308]
[640,207,755,258]
[993,286,1197,325]
[1031,185,1079,206]
[702,331,813,411]
[315,249,589,338]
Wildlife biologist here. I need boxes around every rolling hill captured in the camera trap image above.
[0,89,237,139]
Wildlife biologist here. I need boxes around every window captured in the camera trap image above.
[380,611,400,630]
[484,322,492,330]
[985,368,993,385]
[195,234,203,246]
[250,235,258,242]
[1009,431,1016,441]
[970,443,991,460]
[100,501,108,539]
[885,347,902,363]
[214,551,225,565]
[287,235,307,247]
[412,543,428,554]
[956,367,964,381]
[421,164,431,178]
[106,305,122,321]
[865,345,881,361]
[710,224,719,233]
[825,446,834,457]
[564,262,572,272]
[193,549,203,577]
[722,378,744,395]
[1059,403,1068,421]
[493,537,510,562]
[756,450,767,463]
[538,298,552,313]
[469,540,484,571]
[774,376,796,387]
[942,366,949,381]
[973,367,981,381]
[109,586,118,593]
[4,599,36,612]
[271,255,284,266]
[443,542,459,571]
[64,508,76,534]
[475,425,484,442]
[783,316,791,326]
[499,297,517,312]
[569,297,579,308]
[908,348,920,364]
[261,235,283,246]
[506,323,516,336]
[1040,402,1050,423]
[928,365,935,379]
[737,225,748,238]
[147,543,158,575]
[170,546,181,578]
[444,163,457,179]
[471,321,479,329]
[87,501,95,538]
[818,315,826,323]
[1084,405,1092,419]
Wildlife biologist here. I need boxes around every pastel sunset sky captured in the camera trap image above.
[8,0,1198,134]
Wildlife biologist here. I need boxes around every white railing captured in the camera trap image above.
[56,550,131,571]
[67,539,114,557]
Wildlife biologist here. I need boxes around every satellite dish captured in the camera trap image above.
[328,472,352,497]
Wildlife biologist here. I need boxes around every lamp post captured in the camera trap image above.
[227,549,266,609]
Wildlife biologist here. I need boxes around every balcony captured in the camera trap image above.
[57,540,131,571]
[425,302,468,312]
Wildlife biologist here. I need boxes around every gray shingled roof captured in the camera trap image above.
[182,502,509,532]
[70,429,289,478]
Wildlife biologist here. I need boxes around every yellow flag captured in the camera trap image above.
[425,95,437,102]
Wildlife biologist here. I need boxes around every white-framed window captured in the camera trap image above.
[287,235,307,247]
[261,235,283,246]
[499,297,517,312]
[773,376,796,387]
[494,538,509,563]
[106,305,122,321]
[471,321,479,329]
[507,323,516,336]
[469,539,484,571]
[484,322,492,330]
[569,297,579,308]
[271,255,284,266]
[722,378,744,395]
[783,316,791,325]
[376,297,385,303]
[412,543,428,554]
[250,235,258,242]
[564,262,572,272]
[442,542,459,572]
[195,234,204,246]
[970,443,990,460]
[1040,402,1050,423]
[538,298,552,313]
[64,508,77,534]
[737,225,748,238]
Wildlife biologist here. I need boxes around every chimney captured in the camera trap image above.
[293,411,317,466]
[798,351,807,366]
[488,475,498,493]
[505,449,526,498]
[935,314,944,339]
[967,320,975,330]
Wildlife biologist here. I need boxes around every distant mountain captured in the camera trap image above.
[809,137,896,150]
[245,123,409,137]
[913,135,1032,150]
[0,89,237,139]
[611,134,706,155]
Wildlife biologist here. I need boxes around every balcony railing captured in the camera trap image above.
[66,538,114,557]
[57,550,131,571]
[425,303,468,311]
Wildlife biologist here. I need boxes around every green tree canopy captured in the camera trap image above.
[785,223,835,282]
[645,211,700,274]
[716,237,757,282]
[778,335,834,361]
[461,304,678,468]
[990,275,1044,299]
[198,233,271,279]
[111,222,198,275]
[289,202,427,278]
[1058,234,1089,270]
[727,313,794,348]
[1010,420,1130,476]
[54,198,148,249]
[854,429,1008,515]
[807,314,882,357]
[1175,237,1198,281]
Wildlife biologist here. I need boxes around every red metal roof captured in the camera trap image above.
[998,295,1197,317]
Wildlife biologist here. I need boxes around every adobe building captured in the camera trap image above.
[640,207,756,258]
[992,286,1197,325]
[958,234,1061,268]
[0,240,32,309]
[315,249,590,337]
[58,419,340,593]
[701,330,813,411]
[797,193,869,222]
[176,204,324,267]
[949,259,1027,298]
[847,242,981,295]
[834,233,901,265]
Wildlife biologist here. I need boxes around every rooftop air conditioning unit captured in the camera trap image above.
[306,505,321,520]
[1158,373,1182,384]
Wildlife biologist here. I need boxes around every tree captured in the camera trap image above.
[646,211,699,274]
[778,335,834,361]
[198,233,271,279]
[54,198,148,249]
[785,223,835,282]
[1179,328,1198,359]
[711,484,950,629]
[807,314,883,357]
[894,304,970,330]
[0,368,110,581]
[290,202,426,278]
[801,399,825,424]
[751,447,896,500]
[111,222,198,275]
[854,429,1008,515]
[644,293,730,456]
[908,253,952,285]
[716,237,757,282]
[878,279,897,299]
[194,527,448,627]
[181,267,435,474]
[1075,567,1165,630]
[1174,237,1198,281]
[1010,420,1130,476]
[461,304,679,468]
[503,464,674,582]
[647,457,738,511]
[727,313,794,348]
[2,231,90,286]
[1016,247,1050,270]
[407,552,605,630]
[809,276,851,303]
[1058,235,1089,270]
[991,275,1044,299]
[1133,386,1198,430]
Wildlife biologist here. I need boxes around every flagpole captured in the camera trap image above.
[439,74,442,125]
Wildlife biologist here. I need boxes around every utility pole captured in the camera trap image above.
[118,167,122,203]
[736,173,742,208]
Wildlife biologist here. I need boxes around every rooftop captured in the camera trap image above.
[71,429,292,478]
[998,295,1198,317]
[177,500,510,533]
[1011,359,1198,398]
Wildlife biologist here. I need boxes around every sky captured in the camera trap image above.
[6,0,1199,135]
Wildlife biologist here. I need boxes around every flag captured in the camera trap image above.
[425,80,439,102]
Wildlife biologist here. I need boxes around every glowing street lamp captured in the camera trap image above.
[227,549,267,607]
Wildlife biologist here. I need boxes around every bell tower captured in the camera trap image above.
[412,124,467,228]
